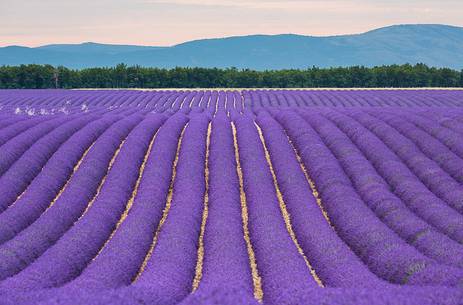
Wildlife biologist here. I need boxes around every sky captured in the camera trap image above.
[0,0,462,47]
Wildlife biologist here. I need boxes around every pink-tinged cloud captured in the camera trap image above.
[0,0,462,47]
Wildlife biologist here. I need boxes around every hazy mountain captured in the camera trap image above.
[37,42,162,54]
[1,24,462,70]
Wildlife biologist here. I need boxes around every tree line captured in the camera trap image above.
[0,63,462,89]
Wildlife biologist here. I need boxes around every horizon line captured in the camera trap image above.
[1,23,461,48]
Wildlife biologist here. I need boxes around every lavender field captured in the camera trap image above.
[1,89,463,305]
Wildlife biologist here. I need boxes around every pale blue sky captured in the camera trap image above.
[0,0,462,47]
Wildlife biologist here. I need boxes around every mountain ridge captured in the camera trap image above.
[1,24,462,70]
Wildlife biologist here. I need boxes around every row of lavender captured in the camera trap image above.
[0,89,463,115]
[0,92,463,304]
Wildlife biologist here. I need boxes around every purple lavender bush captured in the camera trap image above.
[0,89,462,305]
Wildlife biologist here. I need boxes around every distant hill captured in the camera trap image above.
[1,24,462,70]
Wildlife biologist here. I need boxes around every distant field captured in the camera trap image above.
[2,89,463,112]
[0,89,462,305]
[74,87,463,91]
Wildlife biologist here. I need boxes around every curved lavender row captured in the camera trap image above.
[181,286,260,305]
[180,92,195,114]
[0,114,143,281]
[233,91,244,114]
[347,109,463,217]
[413,108,463,126]
[120,93,142,108]
[248,91,262,110]
[0,116,27,130]
[144,92,164,109]
[0,285,461,305]
[267,92,280,107]
[301,110,463,268]
[88,92,115,108]
[256,110,385,288]
[269,285,463,305]
[215,92,226,115]
[197,91,207,109]
[0,116,50,147]
[273,110,463,287]
[0,115,119,244]
[140,93,157,108]
[0,116,162,289]
[189,103,204,114]
[196,113,253,294]
[291,91,307,107]
[134,92,158,108]
[227,107,239,123]
[124,108,150,118]
[0,115,98,213]
[282,91,300,107]
[224,91,234,113]
[170,92,188,113]
[42,94,68,107]
[7,95,37,107]
[165,92,185,113]
[68,113,188,290]
[141,92,163,108]
[2,89,463,111]
[134,114,209,305]
[187,92,201,112]
[160,93,182,113]
[176,93,188,113]
[182,92,197,113]
[434,115,463,135]
[234,114,317,305]
[152,95,169,113]
[322,110,463,245]
[206,91,215,112]
[384,110,463,181]
[363,110,463,214]
[206,92,218,116]
[0,115,80,176]
[197,91,209,112]
[101,93,132,108]
[290,91,307,107]
[259,91,271,108]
